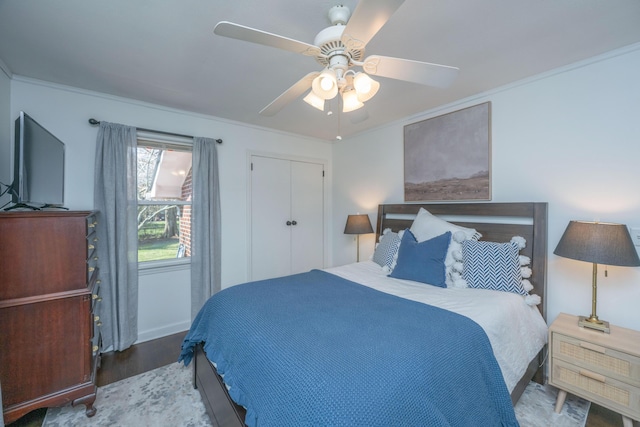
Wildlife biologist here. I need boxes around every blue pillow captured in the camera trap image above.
[388,229,451,287]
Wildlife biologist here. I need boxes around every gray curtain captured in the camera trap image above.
[191,137,221,319]
[94,122,139,351]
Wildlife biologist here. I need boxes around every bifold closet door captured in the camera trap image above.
[250,155,324,281]
[251,156,291,281]
[290,160,324,275]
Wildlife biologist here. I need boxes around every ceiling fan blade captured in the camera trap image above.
[341,0,406,50]
[214,21,321,57]
[362,55,460,89]
[260,72,320,117]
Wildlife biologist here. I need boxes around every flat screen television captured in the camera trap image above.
[10,111,65,209]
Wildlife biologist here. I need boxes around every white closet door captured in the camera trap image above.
[250,156,291,281]
[290,161,324,275]
[250,155,325,281]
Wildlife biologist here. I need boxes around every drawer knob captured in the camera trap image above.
[92,294,98,300]
[88,267,95,272]
[93,345,99,354]
[94,315,100,322]
[93,256,99,261]
[88,244,95,250]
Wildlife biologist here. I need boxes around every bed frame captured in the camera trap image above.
[192,202,548,427]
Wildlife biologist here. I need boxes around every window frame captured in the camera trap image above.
[136,132,193,270]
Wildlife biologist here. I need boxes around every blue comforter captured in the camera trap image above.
[179,270,519,427]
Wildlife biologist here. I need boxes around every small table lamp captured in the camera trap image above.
[344,214,374,262]
[554,220,640,333]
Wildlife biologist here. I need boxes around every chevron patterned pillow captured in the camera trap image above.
[372,228,401,272]
[460,239,527,295]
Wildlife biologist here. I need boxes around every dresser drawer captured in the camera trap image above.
[0,212,93,299]
[87,257,99,280]
[91,332,102,359]
[552,358,640,420]
[87,233,98,260]
[87,229,99,250]
[552,332,640,387]
[87,215,99,232]
[90,280,102,312]
[92,310,103,341]
[87,244,99,264]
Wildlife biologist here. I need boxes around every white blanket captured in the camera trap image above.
[324,261,548,393]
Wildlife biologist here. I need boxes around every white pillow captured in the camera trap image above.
[409,208,481,287]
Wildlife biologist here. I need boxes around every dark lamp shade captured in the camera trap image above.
[344,214,373,235]
[554,221,640,267]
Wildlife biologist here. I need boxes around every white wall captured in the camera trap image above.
[7,42,640,341]
[8,77,332,342]
[333,44,640,331]
[0,63,11,207]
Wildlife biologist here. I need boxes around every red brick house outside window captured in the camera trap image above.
[180,168,193,257]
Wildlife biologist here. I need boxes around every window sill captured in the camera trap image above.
[138,258,190,275]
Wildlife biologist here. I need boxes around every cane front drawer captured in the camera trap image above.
[552,333,640,387]
[552,358,640,420]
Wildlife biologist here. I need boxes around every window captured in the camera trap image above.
[137,136,192,266]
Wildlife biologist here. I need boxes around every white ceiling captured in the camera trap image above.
[1,0,640,141]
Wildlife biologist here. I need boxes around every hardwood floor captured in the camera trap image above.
[7,331,187,427]
[96,330,187,387]
[6,330,627,426]
[587,404,625,427]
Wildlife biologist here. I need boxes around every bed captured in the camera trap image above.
[180,202,549,427]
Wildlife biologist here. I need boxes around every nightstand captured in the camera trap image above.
[549,313,640,427]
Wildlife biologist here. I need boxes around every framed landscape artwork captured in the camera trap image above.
[404,102,491,202]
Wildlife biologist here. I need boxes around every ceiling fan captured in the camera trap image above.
[214,0,459,116]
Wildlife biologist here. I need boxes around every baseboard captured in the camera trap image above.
[136,320,191,344]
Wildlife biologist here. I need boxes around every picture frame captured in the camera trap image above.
[403,102,491,202]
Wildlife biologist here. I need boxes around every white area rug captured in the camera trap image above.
[43,363,210,427]
[44,363,589,426]
[515,381,590,427]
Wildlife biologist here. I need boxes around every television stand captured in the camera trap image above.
[40,204,69,210]
[3,203,41,211]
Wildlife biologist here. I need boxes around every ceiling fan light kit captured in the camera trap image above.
[311,68,339,100]
[307,67,377,112]
[342,88,365,113]
[353,72,379,102]
[214,0,459,120]
[303,90,325,111]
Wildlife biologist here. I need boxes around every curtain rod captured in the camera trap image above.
[88,118,222,144]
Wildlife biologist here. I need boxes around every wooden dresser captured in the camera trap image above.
[0,210,102,425]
